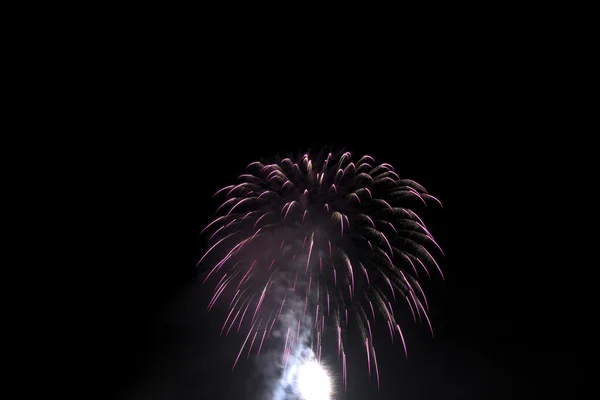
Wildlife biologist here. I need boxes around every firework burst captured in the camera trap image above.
[199,149,444,392]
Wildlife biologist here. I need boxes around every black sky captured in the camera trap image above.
[90,52,576,398]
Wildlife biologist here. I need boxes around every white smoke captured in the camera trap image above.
[259,245,323,399]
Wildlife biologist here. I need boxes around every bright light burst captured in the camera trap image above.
[199,149,444,391]
[297,360,332,400]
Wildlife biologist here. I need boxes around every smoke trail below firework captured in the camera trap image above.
[198,149,444,395]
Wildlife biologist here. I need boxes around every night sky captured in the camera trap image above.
[94,94,575,398]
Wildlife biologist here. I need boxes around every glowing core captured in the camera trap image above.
[297,360,331,400]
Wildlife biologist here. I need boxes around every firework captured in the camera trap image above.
[199,149,443,393]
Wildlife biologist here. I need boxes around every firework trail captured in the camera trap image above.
[198,149,443,394]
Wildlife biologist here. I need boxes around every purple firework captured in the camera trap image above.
[198,150,444,389]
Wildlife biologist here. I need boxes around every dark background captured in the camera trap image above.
[88,46,575,398]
